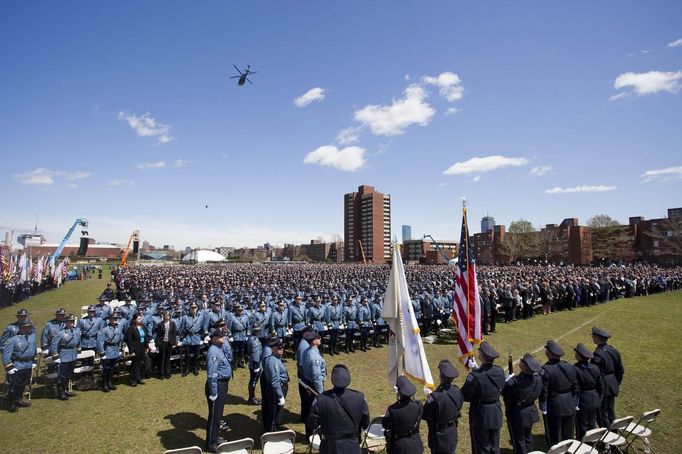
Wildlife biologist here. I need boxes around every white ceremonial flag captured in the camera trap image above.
[19,253,28,283]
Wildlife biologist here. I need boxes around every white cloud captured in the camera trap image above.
[117,111,173,144]
[404,74,411,81]
[668,38,682,48]
[443,155,529,176]
[422,71,464,102]
[609,92,627,101]
[303,145,366,172]
[173,159,192,167]
[106,179,134,187]
[640,166,682,182]
[66,171,91,180]
[136,161,167,170]
[354,85,435,136]
[336,127,361,145]
[545,185,617,194]
[445,107,460,116]
[13,168,58,185]
[472,175,481,182]
[530,165,552,176]
[611,70,682,98]
[65,183,78,189]
[294,87,327,107]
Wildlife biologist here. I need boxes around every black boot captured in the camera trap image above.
[107,375,117,391]
[101,373,110,393]
[57,384,69,401]
[193,357,199,376]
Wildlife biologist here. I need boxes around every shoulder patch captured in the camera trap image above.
[426,394,433,403]
[466,374,475,382]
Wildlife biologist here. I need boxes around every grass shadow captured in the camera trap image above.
[158,411,205,450]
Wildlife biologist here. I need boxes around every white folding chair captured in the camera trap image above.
[80,305,89,317]
[261,429,295,454]
[216,437,254,453]
[547,439,577,454]
[162,446,202,454]
[622,409,660,454]
[599,416,633,454]
[70,350,96,392]
[362,416,386,452]
[568,427,606,453]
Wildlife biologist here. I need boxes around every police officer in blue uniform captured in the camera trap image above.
[343,298,358,353]
[49,313,81,400]
[539,340,578,446]
[270,301,288,339]
[96,312,124,392]
[371,297,387,347]
[423,359,463,454]
[325,296,343,355]
[251,301,271,345]
[182,302,205,377]
[590,326,624,429]
[229,305,250,368]
[502,353,543,454]
[573,343,602,440]
[2,319,36,412]
[384,375,423,454]
[41,307,66,372]
[262,337,289,432]
[308,297,326,342]
[205,328,232,453]
[357,298,372,351]
[290,295,307,349]
[462,341,506,454]
[297,327,314,422]
[303,331,327,437]
[0,308,30,354]
[78,305,103,367]
[246,324,263,405]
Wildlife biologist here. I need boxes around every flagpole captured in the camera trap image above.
[393,242,400,385]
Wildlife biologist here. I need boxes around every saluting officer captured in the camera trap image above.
[573,343,602,440]
[303,331,327,437]
[205,328,232,453]
[262,337,289,432]
[96,312,124,392]
[383,376,423,454]
[246,324,263,405]
[539,340,578,446]
[502,353,543,454]
[462,341,506,454]
[2,319,36,413]
[308,364,370,454]
[422,359,463,454]
[49,313,81,400]
[590,326,624,429]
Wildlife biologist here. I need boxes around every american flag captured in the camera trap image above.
[452,207,483,367]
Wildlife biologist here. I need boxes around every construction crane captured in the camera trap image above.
[120,230,140,267]
[50,218,88,267]
[357,240,367,264]
[423,234,452,264]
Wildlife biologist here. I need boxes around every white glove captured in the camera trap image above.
[505,373,515,383]
[467,358,479,369]
[423,386,432,395]
[278,396,285,406]
[54,358,61,364]
[7,368,17,375]
[542,410,548,415]
[209,395,217,401]
[229,337,234,342]
[203,336,210,343]
[254,368,261,374]
[177,341,183,346]
[436,319,442,325]
[100,355,107,360]
[576,406,580,411]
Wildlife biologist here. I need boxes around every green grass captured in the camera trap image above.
[1,275,680,453]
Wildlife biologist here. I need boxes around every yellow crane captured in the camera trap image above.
[120,230,140,267]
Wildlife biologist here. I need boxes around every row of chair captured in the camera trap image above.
[163,429,295,454]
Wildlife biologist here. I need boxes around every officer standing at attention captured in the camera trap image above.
[246,324,263,405]
[182,302,205,377]
[0,308,30,354]
[590,326,624,429]
[229,305,250,368]
[49,313,81,400]
[78,306,103,366]
[422,359,463,454]
[41,307,66,372]
[573,343,602,440]
[262,338,289,432]
[96,311,124,393]
[303,331,327,437]
[461,341,506,454]
[357,298,372,351]
[502,353,543,454]
[383,375,423,454]
[297,327,314,422]
[324,296,343,355]
[2,319,36,413]
[290,295,307,349]
[205,328,232,453]
[308,364,369,454]
[539,340,578,446]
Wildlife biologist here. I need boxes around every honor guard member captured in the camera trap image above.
[96,311,124,392]
[171,309,185,345]
[119,295,136,323]
[2,319,36,412]
[41,308,66,369]
[205,328,232,453]
[303,331,327,437]
[182,302,205,377]
[0,308,30,354]
[94,295,112,321]
[204,300,228,334]
[325,296,343,355]
[590,326,624,429]
[246,324,263,404]
[423,359,463,454]
[290,295,307,349]
[270,301,289,339]
[383,376,424,454]
[229,305,250,368]
[502,353,543,454]
[343,298,359,353]
[462,341,506,454]
[539,340,578,446]
[308,364,369,454]
[573,343,603,440]
[78,306,104,366]
[49,313,81,400]
[357,298,372,351]
[262,338,289,432]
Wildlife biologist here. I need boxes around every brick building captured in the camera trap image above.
[344,185,391,263]
[22,243,123,260]
[403,238,458,264]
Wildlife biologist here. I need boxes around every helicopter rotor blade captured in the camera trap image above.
[233,64,243,75]
[246,78,254,85]
[229,75,241,79]
[248,71,258,75]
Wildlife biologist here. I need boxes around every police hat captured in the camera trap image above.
[110,312,121,320]
[189,302,198,308]
[438,359,459,379]
[55,307,66,315]
[331,364,351,388]
[295,295,302,300]
[65,313,76,322]
[98,295,108,301]
[213,300,222,306]
[395,375,416,397]
[545,340,565,357]
[266,337,283,349]
[332,296,339,301]
[16,308,28,316]
[210,328,225,339]
[520,353,541,373]
[591,326,611,339]
[478,341,500,359]
[574,343,593,359]
[87,305,96,312]
[216,318,226,327]
[18,319,33,328]
[303,331,320,341]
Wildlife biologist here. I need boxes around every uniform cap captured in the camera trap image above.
[65,313,77,322]
[591,326,611,339]
[189,302,198,308]
[216,318,226,327]
[266,337,283,348]
[331,364,351,388]
[478,341,500,359]
[98,295,108,301]
[16,308,28,316]
[55,307,66,315]
[545,340,565,357]
[573,343,593,360]
[395,375,416,397]
[303,331,320,341]
[520,353,541,373]
[87,305,96,312]
[438,359,459,379]
[210,328,225,339]
[110,312,121,320]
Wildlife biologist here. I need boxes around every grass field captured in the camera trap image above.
[1,273,680,453]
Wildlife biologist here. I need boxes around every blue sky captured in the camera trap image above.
[1,1,681,248]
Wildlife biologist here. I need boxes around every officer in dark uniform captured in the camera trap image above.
[246,324,263,405]
[590,326,624,429]
[2,319,36,413]
[383,375,423,454]
[423,359,463,454]
[461,341,506,454]
[539,340,577,446]
[205,328,232,453]
[308,364,370,454]
[502,353,542,454]
[573,343,602,439]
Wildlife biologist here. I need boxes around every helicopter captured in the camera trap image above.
[231,64,257,86]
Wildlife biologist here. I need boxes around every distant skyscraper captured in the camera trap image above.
[402,225,412,242]
[344,185,391,263]
[481,215,495,233]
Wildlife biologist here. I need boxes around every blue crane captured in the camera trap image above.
[50,218,88,267]
[422,234,452,264]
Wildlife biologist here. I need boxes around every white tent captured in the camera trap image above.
[181,250,227,263]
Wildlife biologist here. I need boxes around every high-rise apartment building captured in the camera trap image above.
[402,225,412,242]
[344,185,391,263]
[481,215,495,233]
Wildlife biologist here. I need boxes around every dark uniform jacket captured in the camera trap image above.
[502,372,542,428]
[591,344,624,397]
[461,363,506,430]
[383,398,423,454]
[422,383,463,453]
[539,359,578,416]
[308,388,370,454]
[574,361,602,411]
